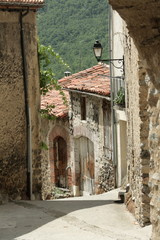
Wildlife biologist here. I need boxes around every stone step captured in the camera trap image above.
[51,187,72,199]
[57,187,71,193]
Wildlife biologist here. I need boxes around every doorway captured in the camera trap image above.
[77,137,95,195]
[53,136,68,188]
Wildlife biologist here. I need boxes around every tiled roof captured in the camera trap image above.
[0,0,44,7]
[59,63,110,97]
[41,89,69,118]
[41,64,110,118]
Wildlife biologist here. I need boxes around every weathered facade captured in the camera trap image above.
[0,0,43,201]
[40,89,74,199]
[41,117,73,199]
[109,1,160,239]
[69,92,114,196]
[60,64,114,196]
[41,64,114,198]
[124,34,150,226]
[110,9,151,226]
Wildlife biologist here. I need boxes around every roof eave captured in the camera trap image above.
[63,87,111,101]
[0,2,44,9]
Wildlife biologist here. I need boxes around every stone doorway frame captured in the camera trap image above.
[49,125,72,189]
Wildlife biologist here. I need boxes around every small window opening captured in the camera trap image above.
[81,96,86,120]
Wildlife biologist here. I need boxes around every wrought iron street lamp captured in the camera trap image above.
[93,40,124,76]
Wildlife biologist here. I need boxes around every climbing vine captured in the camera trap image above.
[38,42,69,118]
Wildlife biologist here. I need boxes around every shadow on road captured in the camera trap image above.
[0,198,116,240]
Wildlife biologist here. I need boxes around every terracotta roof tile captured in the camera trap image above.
[0,0,44,7]
[41,64,110,118]
[41,90,69,118]
[59,63,110,96]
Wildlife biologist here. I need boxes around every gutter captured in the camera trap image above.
[20,10,32,200]
[62,88,111,101]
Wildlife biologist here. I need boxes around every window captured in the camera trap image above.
[103,100,112,157]
[80,96,86,120]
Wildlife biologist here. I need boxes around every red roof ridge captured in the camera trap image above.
[59,63,109,82]
[59,64,110,97]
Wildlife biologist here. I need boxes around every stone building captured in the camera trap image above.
[60,64,114,196]
[109,8,150,226]
[41,89,72,199]
[108,1,160,239]
[0,0,44,201]
[41,64,114,198]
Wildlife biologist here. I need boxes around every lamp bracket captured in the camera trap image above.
[100,57,124,76]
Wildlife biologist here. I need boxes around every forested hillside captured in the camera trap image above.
[37,0,109,79]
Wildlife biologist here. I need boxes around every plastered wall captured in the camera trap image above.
[0,11,40,200]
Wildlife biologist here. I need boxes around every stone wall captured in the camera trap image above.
[0,11,40,200]
[70,92,114,195]
[148,82,160,239]
[40,91,114,198]
[40,117,73,200]
[109,1,160,238]
[124,33,150,226]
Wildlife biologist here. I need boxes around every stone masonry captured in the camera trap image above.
[40,117,73,200]
[109,1,160,239]
[70,92,114,195]
[124,32,150,226]
[40,64,114,198]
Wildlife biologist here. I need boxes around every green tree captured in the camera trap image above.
[37,0,109,78]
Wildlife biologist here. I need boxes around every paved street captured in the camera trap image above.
[0,189,151,240]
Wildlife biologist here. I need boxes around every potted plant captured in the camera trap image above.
[114,87,125,107]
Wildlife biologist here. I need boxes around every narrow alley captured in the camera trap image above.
[0,189,151,240]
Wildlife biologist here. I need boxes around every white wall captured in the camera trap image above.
[110,9,127,187]
[111,10,124,78]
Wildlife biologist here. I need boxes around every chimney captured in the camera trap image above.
[64,71,71,77]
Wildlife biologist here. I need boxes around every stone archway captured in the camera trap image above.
[49,125,72,190]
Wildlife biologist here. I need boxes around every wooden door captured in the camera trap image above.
[54,137,67,188]
[79,137,95,195]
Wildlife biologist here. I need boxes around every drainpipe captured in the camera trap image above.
[108,4,117,188]
[20,10,32,200]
